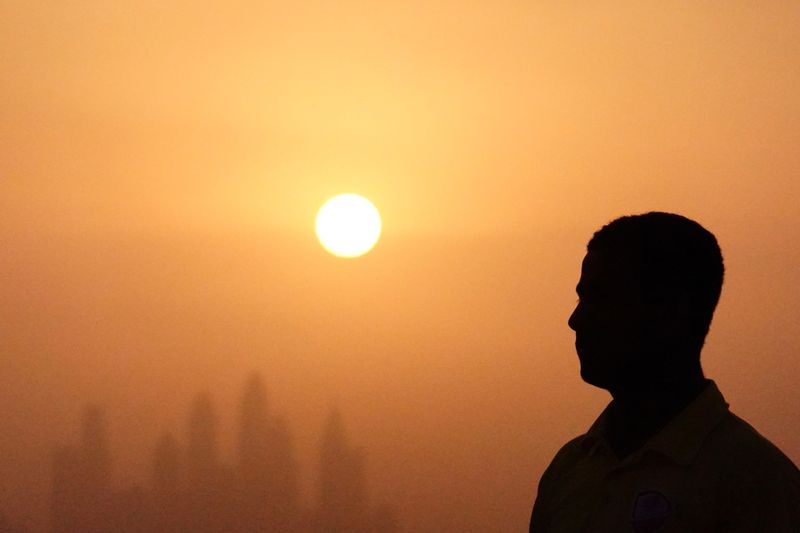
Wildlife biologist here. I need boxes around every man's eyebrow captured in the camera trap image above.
[575,282,584,295]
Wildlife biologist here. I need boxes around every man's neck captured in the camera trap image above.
[606,371,709,460]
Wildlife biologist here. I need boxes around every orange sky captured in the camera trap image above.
[2,2,799,531]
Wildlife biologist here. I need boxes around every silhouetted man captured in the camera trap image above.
[530,212,800,532]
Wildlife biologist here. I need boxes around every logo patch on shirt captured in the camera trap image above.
[631,490,671,533]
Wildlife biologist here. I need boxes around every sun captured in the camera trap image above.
[315,194,382,258]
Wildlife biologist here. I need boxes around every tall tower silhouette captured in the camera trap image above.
[80,405,111,496]
[152,432,183,532]
[237,374,271,531]
[236,373,300,531]
[153,432,181,495]
[185,393,222,532]
[186,392,218,488]
[270,415,300,531]
[317,409,367,532]
[81,405,112,532]
[51,405,112,533]
[238,374,270,486]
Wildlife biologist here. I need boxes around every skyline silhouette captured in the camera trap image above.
[48,373,399,533]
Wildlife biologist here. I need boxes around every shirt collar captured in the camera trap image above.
[580,380,730,466]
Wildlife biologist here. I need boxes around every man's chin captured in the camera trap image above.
[579,367,614,391]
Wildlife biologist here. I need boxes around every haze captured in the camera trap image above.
[2,2,799,531]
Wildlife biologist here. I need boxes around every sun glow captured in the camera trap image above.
[315,194,382,258]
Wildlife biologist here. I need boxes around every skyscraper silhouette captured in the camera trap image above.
[48,374,398,533]
[317,409,367,532]
[236,373,300,531]
[268,415,300,531]
[185,393,223,532]
[80,405,112,532]
[152,432,181,497]
[237,374,271,531]
[151,432,182,533]
[80,406,110,496]
[51,405,112,533]
[187,393,218,487]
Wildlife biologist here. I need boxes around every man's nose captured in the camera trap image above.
[568,303,580,332]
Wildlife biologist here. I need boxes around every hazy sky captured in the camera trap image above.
[2,2,799,531]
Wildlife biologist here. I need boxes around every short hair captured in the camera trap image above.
[587,212,725,348]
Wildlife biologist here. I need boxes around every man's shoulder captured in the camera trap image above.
[556,433,589,455]
[542,434,591,477]
[703,410,800,483]
[701,411,800,527]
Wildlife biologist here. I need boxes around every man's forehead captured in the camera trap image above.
[579,249,638,288]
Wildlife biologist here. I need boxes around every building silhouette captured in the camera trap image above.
[151,432,182,532]
[316,408,368,532]
[237,374,272,531]
[51,405,112,533]
[186,393,219,491]
[237,374,301,531]
[49,373,399,533]
[268,415,301,531]
[80,406,111,499]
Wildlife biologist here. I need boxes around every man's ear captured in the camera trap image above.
[661,288,692,337]
[646,288,692,335]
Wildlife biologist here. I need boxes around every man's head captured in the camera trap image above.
[567,212,724,393]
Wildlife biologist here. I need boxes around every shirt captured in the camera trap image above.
[530,380,800,532]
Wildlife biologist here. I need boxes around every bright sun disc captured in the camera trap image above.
[315,194,382,258]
